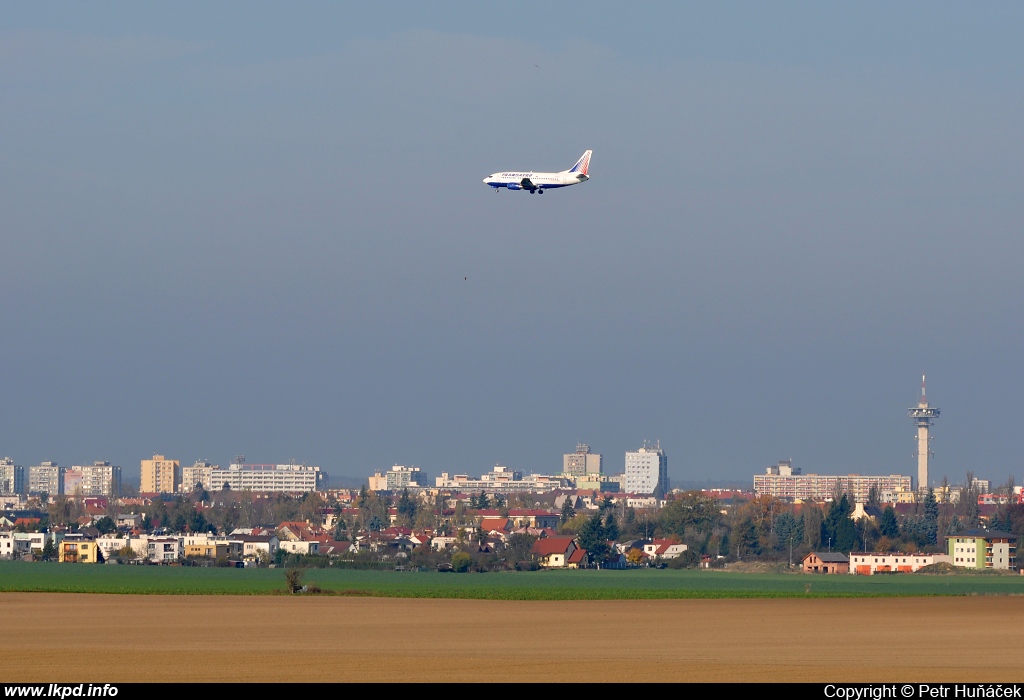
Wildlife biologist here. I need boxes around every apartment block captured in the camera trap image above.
[65,462,122,497]
[208,463,325,494]
[0,458,25,495]
[28,462,63,495]
[563,444,602,477]
[141,454,180,494]
[181,461,215,492]
[369,465,428,491]
[947,529,1016,570]
[753,461,911,502]
[625,442,668,496]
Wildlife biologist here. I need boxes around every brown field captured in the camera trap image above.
[3,593,1023,682]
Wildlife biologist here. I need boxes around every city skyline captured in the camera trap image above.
[2,5,1022,485]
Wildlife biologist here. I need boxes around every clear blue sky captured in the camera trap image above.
[2,3,1022,486]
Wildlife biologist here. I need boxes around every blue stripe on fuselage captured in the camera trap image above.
[486,182,571,189]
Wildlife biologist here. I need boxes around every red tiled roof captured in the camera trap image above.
[480,518,510,532]
[567,548,587,564]
[531,536,576,556]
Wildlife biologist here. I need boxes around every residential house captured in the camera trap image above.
[431,536,457,552]
[3,531,56,558]
[185,543,230,560]
[531,536,578,568]
[147,536,183,563]
[479,518,511,537]
[849,552,951,575]
[566,547,589,569]
[235,534,280,561]
[279,540,319,555]
[115,514,142,529]
[946,529,1017,570]
[58,535,99,563]
[643,539,688,560]
[96,534,137,560]
[801,552,850,574]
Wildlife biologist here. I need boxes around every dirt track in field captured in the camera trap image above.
[2,593,1023,682]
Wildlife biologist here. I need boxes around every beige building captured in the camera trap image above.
[141,454,180,494]
[563,444,602,477]
[181,461,215,492]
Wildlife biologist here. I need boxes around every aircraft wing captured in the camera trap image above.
[520,178,536,190]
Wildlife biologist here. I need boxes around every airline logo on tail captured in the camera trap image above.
[567,150,592,176]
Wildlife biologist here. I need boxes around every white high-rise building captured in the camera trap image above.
[69,462,122,497]
[209,462,325,494]
[625,441,668,496]
[0,458,25,495]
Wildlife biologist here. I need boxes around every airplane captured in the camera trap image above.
[482,150,592,194]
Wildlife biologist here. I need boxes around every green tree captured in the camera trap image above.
[559,513,590,535]
[94,516,116,534]
[775,511,803,555]
[506,533,537,564]
[603,512,619,542]
[559,498,576,524]
[658,492,720,538]
[922,489,939,546]
[823,494,856,552]
[736,519,759,557]
[451,551,472,573]
[396,489,417,526]
[190,509,211,534]
[577,512,609,562]
[946,514,964,536]
[879,506,900,539]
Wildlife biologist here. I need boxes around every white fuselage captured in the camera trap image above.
[482,170,588,192]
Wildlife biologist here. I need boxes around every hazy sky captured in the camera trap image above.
[2,3,1022,486]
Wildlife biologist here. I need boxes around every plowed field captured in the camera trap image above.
[3,593,1022,682]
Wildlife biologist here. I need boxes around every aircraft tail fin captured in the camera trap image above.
[566,150,592,176]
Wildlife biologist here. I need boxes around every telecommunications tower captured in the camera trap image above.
[908,375,940,493]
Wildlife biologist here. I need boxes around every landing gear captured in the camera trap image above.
[538,188,544,194]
